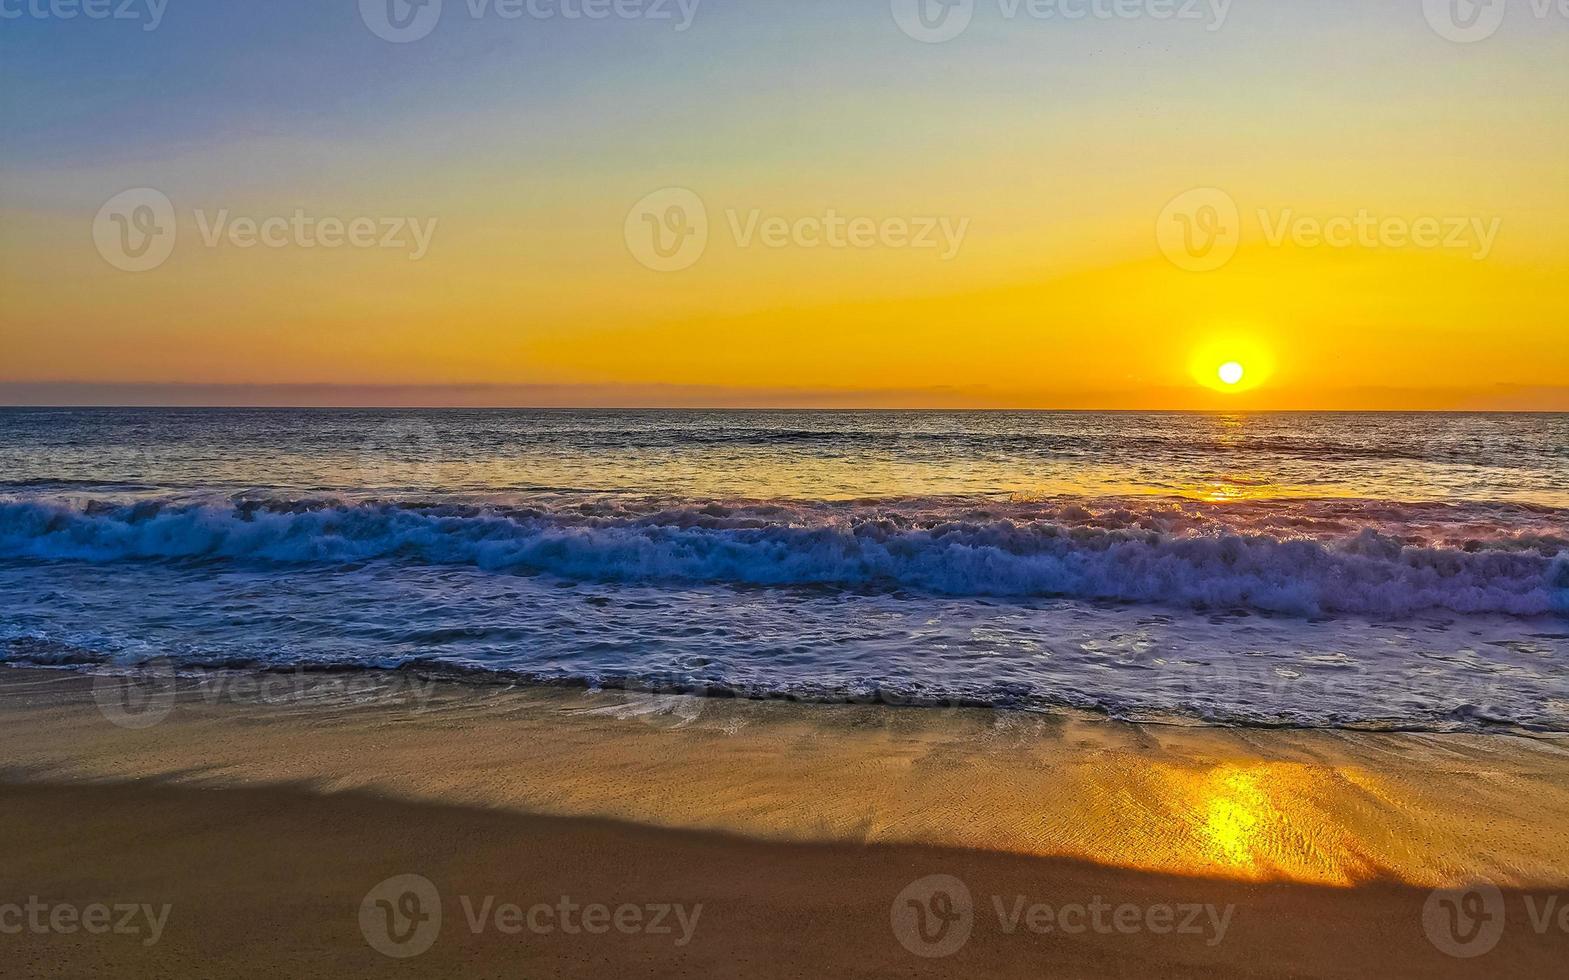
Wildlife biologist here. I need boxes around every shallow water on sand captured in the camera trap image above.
[7,667,1569,889]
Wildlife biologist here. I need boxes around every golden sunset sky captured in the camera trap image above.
[3,2,1566,408]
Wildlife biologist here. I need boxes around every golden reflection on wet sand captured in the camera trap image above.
[1162,762,1371,885]
[1,668,1566,889]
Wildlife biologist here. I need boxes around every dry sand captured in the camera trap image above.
[0,666,1566,977]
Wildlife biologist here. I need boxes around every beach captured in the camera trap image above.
[8,0,1569,970]
[1,665,1565,978]
[0,409,1565,976]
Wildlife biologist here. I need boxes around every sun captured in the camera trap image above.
[1189,333,1274,394]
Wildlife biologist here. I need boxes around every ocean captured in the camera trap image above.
[0,408,1564,732]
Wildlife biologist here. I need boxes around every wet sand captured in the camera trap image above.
[0,666,1566,977]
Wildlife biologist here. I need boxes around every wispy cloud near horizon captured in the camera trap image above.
[4,381,1565,412]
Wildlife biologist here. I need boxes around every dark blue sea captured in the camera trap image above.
[1,409,1565,731]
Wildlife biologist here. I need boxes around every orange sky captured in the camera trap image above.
[3,4,1566,409]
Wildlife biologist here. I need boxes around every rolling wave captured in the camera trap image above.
[2,495,1565,618]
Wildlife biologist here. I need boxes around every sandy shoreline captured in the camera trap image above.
[1,665,1566,977]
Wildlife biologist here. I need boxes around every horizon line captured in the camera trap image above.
[4,406,1568,415]
[3,380,1569,413]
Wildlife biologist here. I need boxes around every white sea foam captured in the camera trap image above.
[2,495,1563,618]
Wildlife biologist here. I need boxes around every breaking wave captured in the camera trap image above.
[2,495,1565,619]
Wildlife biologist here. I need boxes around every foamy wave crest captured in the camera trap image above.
[2,496,1565,618]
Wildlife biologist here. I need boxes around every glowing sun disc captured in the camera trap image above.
[1218,362,1246,386]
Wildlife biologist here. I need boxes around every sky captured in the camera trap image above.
[2,0,1567,409]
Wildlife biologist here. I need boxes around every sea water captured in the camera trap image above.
[0,408,1564,731]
